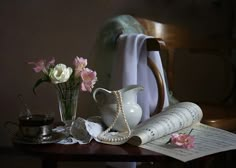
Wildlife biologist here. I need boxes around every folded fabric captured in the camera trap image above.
[110,33,169,121]
[54,116,104,145]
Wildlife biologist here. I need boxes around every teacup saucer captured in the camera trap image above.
[13,131,67,144]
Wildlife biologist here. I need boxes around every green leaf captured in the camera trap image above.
[33,76,50,95]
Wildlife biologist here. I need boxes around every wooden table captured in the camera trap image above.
[13,140,236,168]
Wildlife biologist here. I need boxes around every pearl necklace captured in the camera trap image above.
[97,90,131,145]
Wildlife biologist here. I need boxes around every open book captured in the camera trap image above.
[127,102,236,162]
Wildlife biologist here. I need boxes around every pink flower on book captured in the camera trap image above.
[170,133,195,149]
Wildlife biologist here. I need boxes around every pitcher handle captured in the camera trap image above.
[93,88,111,104]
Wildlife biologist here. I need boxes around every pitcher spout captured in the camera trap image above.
[120,84,144,96]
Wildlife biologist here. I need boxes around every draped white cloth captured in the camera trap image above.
[110,33,169,122]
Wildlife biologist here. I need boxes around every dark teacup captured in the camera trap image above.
[18,114,54,140]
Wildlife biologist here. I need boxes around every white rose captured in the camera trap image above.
[49,64,73,84]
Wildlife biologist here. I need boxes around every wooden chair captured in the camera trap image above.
[94,14,236,132]
[94,14,236,168]
[135,16,236,132]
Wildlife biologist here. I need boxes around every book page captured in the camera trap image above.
[128,102,203,146]
[140,123,236,162]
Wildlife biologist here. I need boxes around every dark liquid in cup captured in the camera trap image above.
[19,114,54,126]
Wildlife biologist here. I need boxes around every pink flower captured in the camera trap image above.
[80,68,97,92]
[28,57,55,74]
[170,133,195,149]
[73,56,87,77]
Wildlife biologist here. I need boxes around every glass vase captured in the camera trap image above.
[56,88,79,130]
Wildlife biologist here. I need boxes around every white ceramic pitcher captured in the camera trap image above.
[93,85,143,132]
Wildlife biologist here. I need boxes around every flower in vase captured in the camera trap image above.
[28,58,55,74]
[28,56,97,126]
[49,64,73,84]
[74,56,88,77]
[81,68,97,92]
[28,56,97,94]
